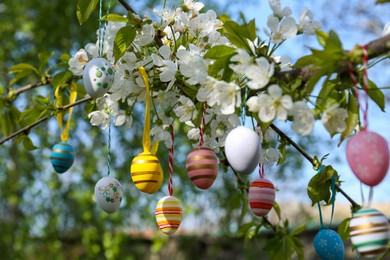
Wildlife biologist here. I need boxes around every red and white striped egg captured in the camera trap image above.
[248,177,276,217]
[186,146,219,190]
[346,130,389,186]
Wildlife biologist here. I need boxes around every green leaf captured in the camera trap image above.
[77,0,99,25]
[339,92,359,145]
[273,201,281,221]
[0,85,4,95]
[294,55,315,68]
[23,136,38,150]
[290,223,306,236]
[367,80,385,112]
[38,52,53,73]
[207,53,235,82]
[338,217,351,241]
[204,45,236,59]
[52,71,73,88]
[9,63,40,75]
[316,79,336,109]
[223,20,254,53]
[316,30,328,47]
[237,221,257,238]
[307,165,337,205]
[113,26,136,62]
[102,13,129,23]
[9,70,33,86]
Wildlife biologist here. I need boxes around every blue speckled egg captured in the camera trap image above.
[50,142,75,173]
[314,229,344,260]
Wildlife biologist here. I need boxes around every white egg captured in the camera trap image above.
[83,58,114,98]
[224,126,262,175]
[94,176,122,214]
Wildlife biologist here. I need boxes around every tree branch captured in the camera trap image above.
[0,96,92,145]
[14,79,51,96]
[276,34,390,82]
[270,124,360,208]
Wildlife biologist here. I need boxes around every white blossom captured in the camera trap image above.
[196,76,218,102]
[208,81,241,115]
[152,45,177,88]
[298,8,321,34]
[246,57,275,90]
[321,104,348,134]
[173,96,198,122]
[265,15,298,44]
[230,49,252,74]
[137,23,156,46]
[260,147,282,165]
[269,0,292,18]
[188,10,221,38]
[180,55,208,85]
[247,84,292,123]
[290,101,314,136]
[182,0,204,12]
[150,125,172,148]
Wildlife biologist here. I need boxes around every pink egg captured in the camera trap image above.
[346,130,389,186]
[248,177,276,217]
[186,146,218,190]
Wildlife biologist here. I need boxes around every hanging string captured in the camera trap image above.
[348,45,370,130]
[367,186,373,207]
[199,102,206,147]
[168,124,174,196]
[98,0,112,57]
[240,85,249,126]
[315,165,336,229]
[258,163,264,178]
[360,182,365,206]
[55,82,78,142]
[106,118,111,176]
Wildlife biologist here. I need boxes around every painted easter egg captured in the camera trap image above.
[94,176,122,214]
[155,196,182,235]
[186,146,218,189]
[130,151,163,194]
[224,126,262,175]
[346,130,389,186]
[50,142,75,173]
[349,208,389,258]
[83,58,114,98]
[248,177,275,217]
[314,229,345,260]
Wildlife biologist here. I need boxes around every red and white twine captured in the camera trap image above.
[199,102,207,147]
[168,124,174,196]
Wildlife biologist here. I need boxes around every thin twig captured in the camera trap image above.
[270,124,360,208]
[0,96,92,145]
[14,80,50,96]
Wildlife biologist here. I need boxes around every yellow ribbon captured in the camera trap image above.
[55,82,78,142]
[138,67,159,154]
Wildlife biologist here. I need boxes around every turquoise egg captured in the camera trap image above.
[50,142,75,173]
[314,229,344,260]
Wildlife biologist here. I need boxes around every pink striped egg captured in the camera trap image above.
[186,146,218,190]
[346,130,389,186]
[248,177,276,217]
[155,196,182,235]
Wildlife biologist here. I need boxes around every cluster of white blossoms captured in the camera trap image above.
[68,0,349,162]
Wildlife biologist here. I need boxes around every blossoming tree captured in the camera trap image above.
[1,0,390,258]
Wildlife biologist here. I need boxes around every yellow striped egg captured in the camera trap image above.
[155,196,182,235]
[349,208,389,258]
[130,151,163,194]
